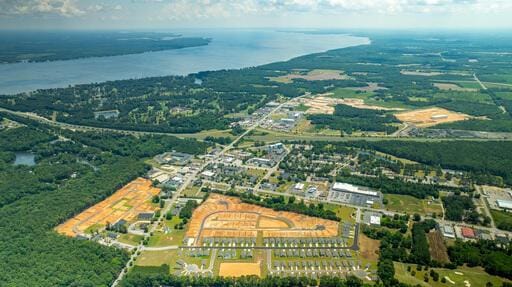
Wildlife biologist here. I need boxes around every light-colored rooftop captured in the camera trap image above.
[332,182,379,197]
[497,199,512,210]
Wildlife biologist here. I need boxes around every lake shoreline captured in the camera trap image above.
[0,30,369,95]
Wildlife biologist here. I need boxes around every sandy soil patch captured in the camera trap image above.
[358,234,380,262]
[55,178,160,237]
[434,83,477,92]
[401,70,445,76]
[270,69,350,83]
[219,262,261,277]
[301,95,399,114]
[186,194,339,245]
[395,107,470,127]
[258,216,291,228]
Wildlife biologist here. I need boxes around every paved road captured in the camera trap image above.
[475,185,496,229]
[473,73,488,90]
[111,96,304,286]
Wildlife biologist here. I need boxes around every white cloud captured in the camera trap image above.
[1,0,85,17]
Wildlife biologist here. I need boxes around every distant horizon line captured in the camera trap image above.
[1,27,512,32]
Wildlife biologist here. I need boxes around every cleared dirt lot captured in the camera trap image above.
[358,234,380,262]
[186,194,339,245]
[270,69,350,83]
[395,107,470,127]
[219,262,261,277]
[56,178,160,237]
[301,95,398,115]
[427,230,450,263]
[434,82,478,92]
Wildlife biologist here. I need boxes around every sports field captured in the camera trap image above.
[185,194,339,246]
[56,178,160,237]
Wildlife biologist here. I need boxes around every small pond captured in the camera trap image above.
[14,152,36,166]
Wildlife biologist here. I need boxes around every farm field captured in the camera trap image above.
[185,194,339,246]
[55,178,160,237]
[395,107,470,127]
[384,194,443,216]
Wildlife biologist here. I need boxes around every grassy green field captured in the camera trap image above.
[490,209,512,232]
[148,216,186,247]
[324,203,356,223]
[136,250,204,268]
[332,88,375,99]
[433,91,494,104]
[495,91,512,100]
[182,185,204,197]
[394,263,509,287]
[384,194,443,216]
[118,234,143,246]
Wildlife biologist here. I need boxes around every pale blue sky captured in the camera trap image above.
[1,0,511,30]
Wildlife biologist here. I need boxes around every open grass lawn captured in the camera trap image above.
[84,223,103,234]
[481,74,512,84]
[495,91,512,100]
[178,129,234,140]
[394,263,509,287]
[453,81,483,89]
[490,209,512,232]
[182,185,203,197]
[136,249,207,270]
[433,91,494,104]
[384,194,443,216]
[148,229,185,247]
[324,203,356,223]
[117,234,143,246]
[247,168,267,178]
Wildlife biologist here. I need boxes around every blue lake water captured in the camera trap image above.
[14,152,36,166]
[0,29,369,95]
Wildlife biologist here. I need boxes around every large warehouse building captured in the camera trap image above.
[328,182,383,207]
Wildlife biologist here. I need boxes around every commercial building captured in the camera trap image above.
[441,225,456,239]
[497,199,512,210]
[154,151,193,165]
[328,182,382,207]
[461,227,476,239]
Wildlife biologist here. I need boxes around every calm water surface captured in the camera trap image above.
[0,30,369,94]
[14,152,36,166]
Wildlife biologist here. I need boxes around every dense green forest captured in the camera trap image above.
[121,273,370,287]
[308,104,399,134]
[0,31,210,63]
[448,240,512,279]
[0,120,208,286]
[346,140,512,185]
[442,195,489,225]
[335,174,442,199]
[3,33,512,133]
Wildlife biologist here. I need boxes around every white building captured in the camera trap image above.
[442,225,456,239]
[332,182,379,197]
[497,199,512,210]
[294,182,305,192]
